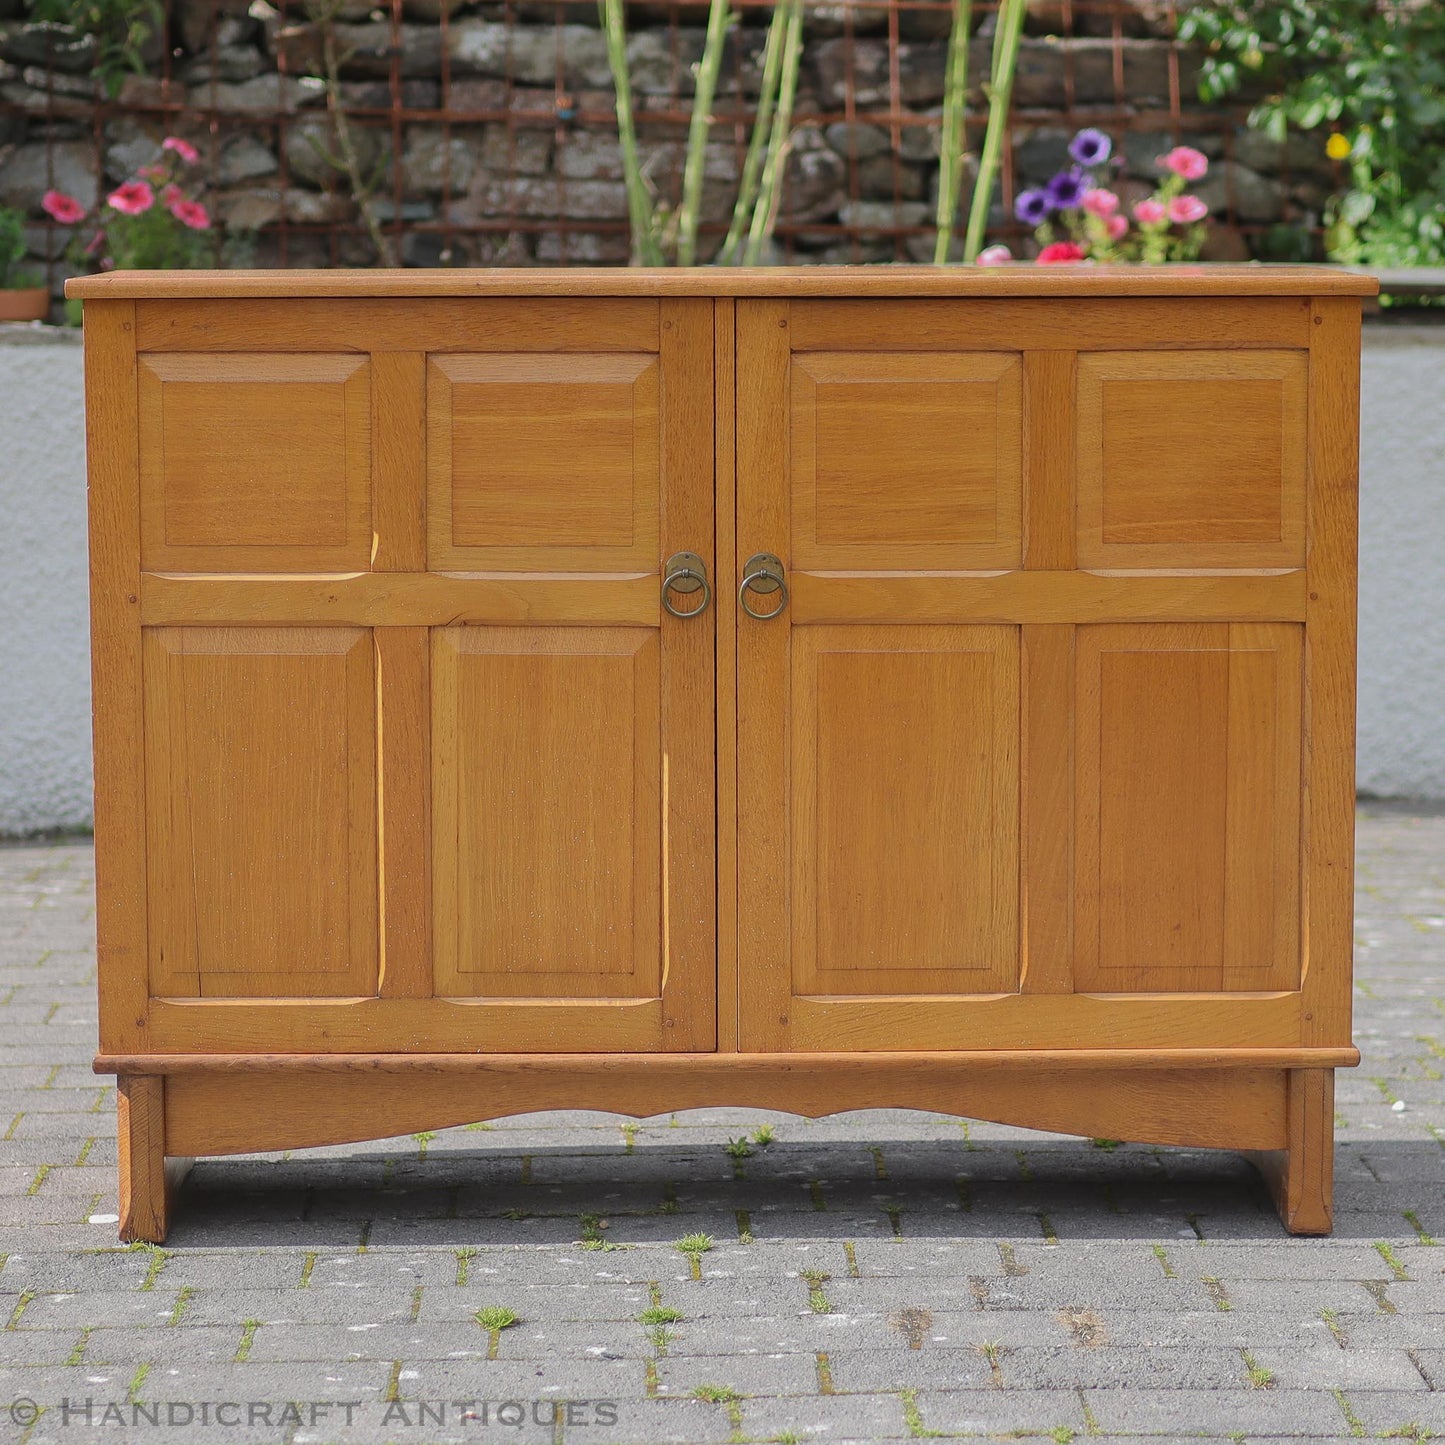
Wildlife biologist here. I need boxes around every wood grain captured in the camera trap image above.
[1023,351,1077,570]
[1077,350,1308,569]
[69,266,1379,300]
[714,298,740,1053]
[138,353,372,573]
[161,1065,1294,1157]
[427,351,660,572]
[371,352,426,571]
[117,1076,191,1244]
[1249,1067,1335,1235]
[1301,299,1362,1048]
[143,628,378,999]
[376,628,431,999]
[85,300,149,1055]
[140,572,657,627]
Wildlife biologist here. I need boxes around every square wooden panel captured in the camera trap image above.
[1073,622,1303,994]
[428,354,660,571]
[139,354,372,572]
[1077,351,1307,568]
[431,626,661,1000]
[143,627,378,999]
[790,625,1020,997]
[791,353,1023,570]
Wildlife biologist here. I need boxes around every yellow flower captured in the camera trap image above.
[1326,133,1351,161]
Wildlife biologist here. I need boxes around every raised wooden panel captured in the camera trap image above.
[791,353,1022,569]
[431,627,660,1000]
[1077,351,1306,568]
[143,627,377,999]
[792,626,1019,997]
[139,354,371,572]
[1075,623,1302,993]
[427,354,660,571]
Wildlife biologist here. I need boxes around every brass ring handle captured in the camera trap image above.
[739,552,788,621]
[662,551,711,619]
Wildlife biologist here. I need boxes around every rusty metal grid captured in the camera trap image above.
[2,0,1311,276]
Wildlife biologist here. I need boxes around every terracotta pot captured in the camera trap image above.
[0,287,51,323]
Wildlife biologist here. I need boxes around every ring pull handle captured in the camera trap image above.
[739,552,788,621]
[662,551,711,619]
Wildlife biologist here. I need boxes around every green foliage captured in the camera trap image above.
[99,199,210,271]
[0,207,40,288]
[24,0,162,99]
[1178,0,1445,266]
[475,1306,518,1331]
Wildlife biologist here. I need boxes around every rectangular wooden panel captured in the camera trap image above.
[427,352,660,571]
[1077,350,1307,568]
[139,354,372,573]
[791,626,1019,997]
[791,353,1022,569]
[1074,622,1302,994]
[431,626,661,1000]
[143,627,377,999]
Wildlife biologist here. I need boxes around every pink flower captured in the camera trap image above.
[976,244,1012,266]
[169,198,211,231]
[1082,188,1119,217]
[1133,198,1168,225]
[161,183,182,205]
[84,230,106,256]
[1036,241,1087,264]
[1106,214,1129,241]
[1168,194,1208,224]
[41,189,85,224]
[162,136,200,164]
[1159,146,1209,181]
[138,165,166,181]
[106,180,154,216]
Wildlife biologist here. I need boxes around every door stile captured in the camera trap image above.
[658,298,719,1051]
[714,298,741,1052]
[735,301,793,1052]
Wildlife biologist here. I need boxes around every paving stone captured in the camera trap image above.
[3,817,1445,1436]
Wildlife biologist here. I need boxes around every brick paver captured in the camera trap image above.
[0,803,1442,1443]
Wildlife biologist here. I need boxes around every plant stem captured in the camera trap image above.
[933,0,973,264]
[719,1,789,265]
[962,0,1025,263]
[600,0,664,265]
[742,0,803,266]
[676,0,732,265]
[311,0,398,266]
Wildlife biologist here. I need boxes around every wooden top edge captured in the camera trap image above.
[65,264,1379,300]
[95,1047,1362,1074]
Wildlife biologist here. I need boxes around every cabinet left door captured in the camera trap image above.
[92,296,716,1057]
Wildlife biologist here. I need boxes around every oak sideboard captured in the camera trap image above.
[68,265,1375,1242]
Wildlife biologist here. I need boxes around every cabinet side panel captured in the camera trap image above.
[86,300,149,1054]
[1302,299,1362,1046]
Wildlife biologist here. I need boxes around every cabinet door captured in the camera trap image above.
[734,298,1326,1053]
[128,297,715,1055]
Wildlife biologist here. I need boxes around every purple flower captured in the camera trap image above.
[1045,167,1088,210]
[1069,128,1112,167]
[1014,188,1053,225]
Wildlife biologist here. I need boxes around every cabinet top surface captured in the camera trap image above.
[66,263,1377,301]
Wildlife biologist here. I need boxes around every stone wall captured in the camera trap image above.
[0,0,1329,284]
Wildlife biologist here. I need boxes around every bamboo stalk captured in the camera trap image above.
[933,0,973,264]
[719,1,789,266]
[742,0,803,266]
[676,0,733,266]
[962,0,1025,264]
[600,0,664,265]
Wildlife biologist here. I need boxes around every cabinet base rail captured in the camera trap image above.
[99,1051,1353,1243]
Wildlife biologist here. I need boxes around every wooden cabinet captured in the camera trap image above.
[69,267,1374,1243]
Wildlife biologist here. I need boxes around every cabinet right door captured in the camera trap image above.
[733,295,1350,1054]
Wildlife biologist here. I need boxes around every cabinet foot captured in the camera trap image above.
[1248,1068,1334,1236]
[117,1076,192,1244]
